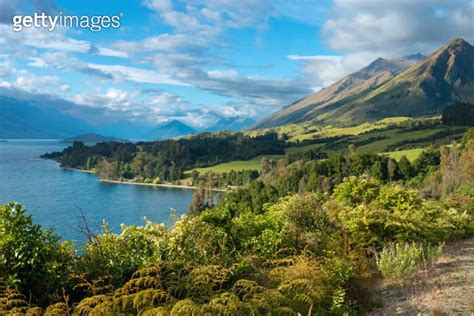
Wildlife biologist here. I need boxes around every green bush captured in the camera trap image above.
[376,242,443,282]
[78,219,169,287]
[0,203,74,305]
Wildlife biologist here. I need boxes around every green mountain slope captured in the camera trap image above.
[254,38,473,129]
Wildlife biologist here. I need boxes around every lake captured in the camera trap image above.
[0,140,194,244]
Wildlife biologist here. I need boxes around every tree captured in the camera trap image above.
[459,141,474,185]
[440,143,460,197]
[461,127,474,149]
[398,156,414,180]
[96,158,115,180]
[370,160,385,180]
[387,158,398,181]
[0,203,73,305]
[441,102,474,126]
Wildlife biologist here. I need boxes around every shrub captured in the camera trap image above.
[78,219,169,287]
[333,176,381,207]
[376,242,443,282]
[0,203,74,306]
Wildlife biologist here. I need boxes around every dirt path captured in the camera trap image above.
[369,237,474,315]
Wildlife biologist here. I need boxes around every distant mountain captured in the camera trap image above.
[206,117,256,132]
[0,96,91,138]
[147,120,197,140]
[0,96,254,140]
[62,133,129,144]
[254,38,474,128]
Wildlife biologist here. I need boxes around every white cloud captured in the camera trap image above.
[323,0,474,57]
[0,25,91,53]
[112,33,209,55]
[87,64,189,86]
[94,46,129,58]
[2,70,65,94]
[28,52,114,80]
[216,103,257,118]
[287,53,372,89]
[0,60,13,77]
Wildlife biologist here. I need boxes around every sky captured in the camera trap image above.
[0,0,473,128]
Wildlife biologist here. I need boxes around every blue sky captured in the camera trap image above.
[0,0,473,128]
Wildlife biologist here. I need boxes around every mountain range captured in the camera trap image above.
[254,38,474,129]
[0,96,92,139]
[0,96,256,140]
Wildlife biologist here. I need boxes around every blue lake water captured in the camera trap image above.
[0,140,194,244]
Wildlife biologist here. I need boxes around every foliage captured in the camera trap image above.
[42,132,285,182]
[2,128,474,314]
[0,203,74,306]
[442,102,474,126]
[77,219,169,288]
[376,242,443,282]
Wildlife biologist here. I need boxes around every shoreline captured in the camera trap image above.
[62,167,95,174]
[63,167,227,192]
[100,179,227,192]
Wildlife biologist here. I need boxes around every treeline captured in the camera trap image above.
[1,129,474,315]
[188,143,440,191]
[188,148,440,214]
[442,102,474,126]
[42,132,285,182]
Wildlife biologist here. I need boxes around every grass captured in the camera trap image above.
[185,155,283,174]
[289,117,413,142]
[246,117,414,142]
[196,118,464,175]
[381,148,425,161]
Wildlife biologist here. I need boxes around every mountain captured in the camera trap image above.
[0,95,255,140]
[0,96,91,138]
[146,120,197,140]
[205,117,256,132]
[62,133,129,144]
[254,38,473,128]
[254,54,424,129]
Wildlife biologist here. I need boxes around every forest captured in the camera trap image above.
[1,128,473,315]
[41,131,285,183]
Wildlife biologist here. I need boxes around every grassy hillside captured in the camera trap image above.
[381,148,426,161]
[249,117,413,142]
[188,117,466,175]
[185,155,283,174]
[253,38,474,128]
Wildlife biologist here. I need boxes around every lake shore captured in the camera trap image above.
[100,179,228,192]
[62,167,228,191]
[62,167,95,174]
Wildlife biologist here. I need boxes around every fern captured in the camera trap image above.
[169,299,202,316]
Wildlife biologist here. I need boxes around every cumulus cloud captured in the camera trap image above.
[0,69,65,94]
[143,0,276,35]
[287,53,375,90]
[323,0,474,57]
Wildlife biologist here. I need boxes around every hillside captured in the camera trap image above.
[255,38,473,128]
[62,133,129,144]
[0,96,91,139]
[146,120,197,140]
[0,96,254,140]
